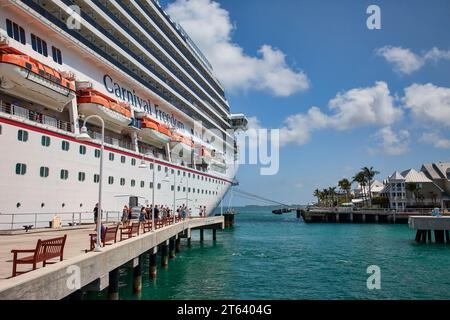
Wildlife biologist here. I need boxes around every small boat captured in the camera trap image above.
[272,208,291,215]
[170,131,193,161]
[77,89,131,132]
[139,115,172,147]
[0,49,76,112]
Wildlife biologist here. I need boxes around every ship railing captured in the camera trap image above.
[0,211,122,231]
[0,100,72,132]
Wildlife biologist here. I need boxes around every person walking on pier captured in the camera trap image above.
[121,205,129,226]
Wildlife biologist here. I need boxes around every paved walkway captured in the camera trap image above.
[0,227,96,280]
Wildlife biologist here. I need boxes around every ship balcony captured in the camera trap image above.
[0,100,72,132]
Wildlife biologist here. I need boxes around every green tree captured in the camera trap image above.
[338,178,352,202]
[362,166,380,206]
[353,171,367,205]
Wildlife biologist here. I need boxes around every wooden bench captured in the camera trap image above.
[89,225,119,251]
[120,222,140,241]
[11,235,67,277]
[156,219,164,229]
[142,221,153,233]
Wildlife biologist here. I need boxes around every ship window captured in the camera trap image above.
[183,187,186,192]
[79,145,86,155]
[40,166,49,178]
[61,141,70,151]
[177,186,181,192]
[188,188,191,193]
[165,167,168,173]
[41,136,50,147]
[60,169,69,180]
[78,172,86,182]
[178,170,180,176]
[171,169,175,174]
[95,149,100,158]
[0,125,2,134]
[188,173,191,178]
[120,178,125,186]
[193,188,195,193]
[131,180,136,187]
[157,183,161,190]
[171,185,174,191]
[131,158,136,166]
[18,130,28,142]
[141,181,145,188]
[121,156,126,163]
[150,163,154,170]
[150,182,154,189]
[52,46,63,64]
[15,163,27,175]
[94,174,100,183]
[108,176,114,185]
[158,165,161,171]
[6,20,25,45]
[31,34,47,57]
[109,153,114,161]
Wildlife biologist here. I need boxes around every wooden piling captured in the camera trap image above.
[108,268,119,300]
[175,236,181,253]
[161,241,169,268]
[133,257,142,295]
[212,229,217,241]
[149,250,157,280]
[169,237,176,259]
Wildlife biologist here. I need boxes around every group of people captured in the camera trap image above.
[119,204,208,225]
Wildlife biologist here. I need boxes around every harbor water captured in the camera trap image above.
[88,207,450,300]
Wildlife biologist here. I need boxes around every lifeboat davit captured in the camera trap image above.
[77,89,131,133]
[139,115,172,147]
[0,51,76,112]
[170,132,194,161]
[194,144,213,165]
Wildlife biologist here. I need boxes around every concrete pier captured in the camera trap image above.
[0,216,224,300]
[409,216,450,244]
[300,209,445,224]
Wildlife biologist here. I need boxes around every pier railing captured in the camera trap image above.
[306,207,439,215]
[0,211,122,231]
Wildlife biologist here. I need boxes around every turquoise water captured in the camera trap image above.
[87,208,450,300]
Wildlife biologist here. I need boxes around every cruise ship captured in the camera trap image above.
[0,0,248,230]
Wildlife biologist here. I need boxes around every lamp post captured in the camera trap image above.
[76,115,104,252]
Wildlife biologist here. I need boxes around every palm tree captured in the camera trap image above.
[362,166,380,206]
[328,187,337,207]
[322,189,329,207]
[338,178,352,202]
[313,189,321,206]
[353,171,367,205]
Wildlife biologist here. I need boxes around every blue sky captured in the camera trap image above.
[162,0,450,205]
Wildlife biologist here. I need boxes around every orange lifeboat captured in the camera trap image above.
[0,52,76,112]
[139,115,172,146]
[170,131,194,161]
[77,89,131,132]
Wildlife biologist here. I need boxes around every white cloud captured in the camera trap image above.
[420,132,450,149]
[376,46,423,75]
[377,46,450,75]
[403,83,450,127]
[279,81,402,145]
[370,127,410,156]
[166,0,309,96]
